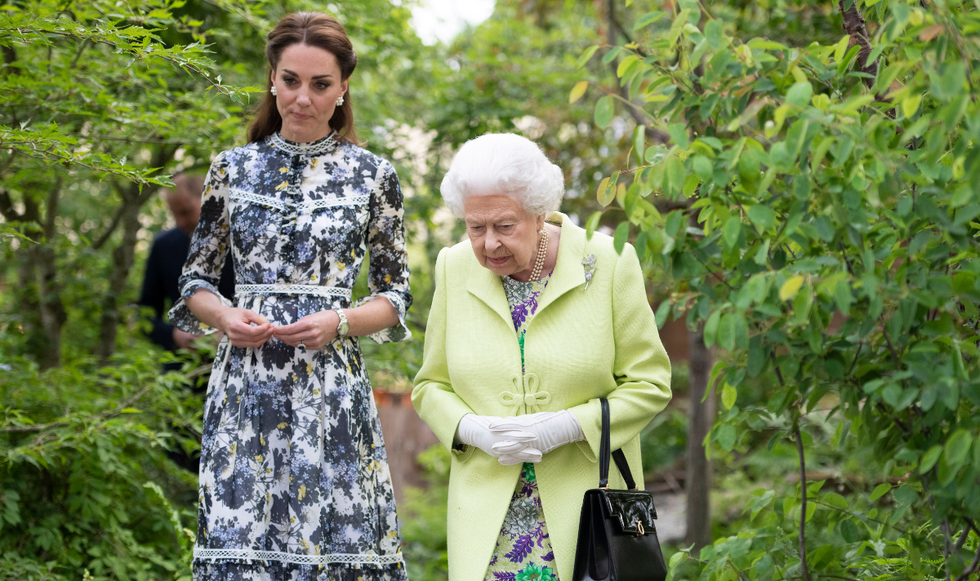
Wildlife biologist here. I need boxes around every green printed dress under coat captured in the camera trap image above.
[483,275,558,581]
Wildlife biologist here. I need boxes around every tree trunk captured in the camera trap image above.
[95,144,174,362]
[685,323,715,551]
[12,180,66,370]
[95,195,144,361]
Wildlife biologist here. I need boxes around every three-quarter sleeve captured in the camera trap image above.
[354,160,413,343]
[568,243,673,462]
[167,152,234,334]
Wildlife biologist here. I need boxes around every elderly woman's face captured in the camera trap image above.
[464,194,546,278]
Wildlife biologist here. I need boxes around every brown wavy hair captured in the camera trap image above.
[247,12,360,145]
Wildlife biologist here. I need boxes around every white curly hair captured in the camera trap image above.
[440,133,565,219]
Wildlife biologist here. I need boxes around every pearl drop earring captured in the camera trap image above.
[336,94,345,107]
[270,86,277,96]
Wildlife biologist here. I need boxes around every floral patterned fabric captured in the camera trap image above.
[167,132,412,581]
[485,275,557,581]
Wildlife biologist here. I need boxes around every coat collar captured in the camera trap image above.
[465,213,587,326]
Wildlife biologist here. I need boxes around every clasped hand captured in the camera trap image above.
[217,308,338,350]
[457,410,585,465]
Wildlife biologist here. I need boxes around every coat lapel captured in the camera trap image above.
[465,256,514,327]
[535,213,586,315]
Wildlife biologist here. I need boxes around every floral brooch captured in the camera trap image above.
[582,254,597,290]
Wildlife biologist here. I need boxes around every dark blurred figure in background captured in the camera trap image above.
[139,173,234,352]
[138,172,234,473]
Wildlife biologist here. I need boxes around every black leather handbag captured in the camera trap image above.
[572,398,668,581]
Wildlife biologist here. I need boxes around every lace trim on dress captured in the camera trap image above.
[269,132,339,156]
[235,284,352,299]
[229,189,288,212]
[193,548,406,566]
[230,189,369,212]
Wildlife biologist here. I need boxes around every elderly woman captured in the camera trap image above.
[412,133,672,581]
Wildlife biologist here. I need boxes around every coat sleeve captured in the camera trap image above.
[354,160,413,343]
[568,243,672,462]
[412,248,476,457]
[167,152,234,334]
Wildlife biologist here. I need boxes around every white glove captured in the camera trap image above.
[456,414,543,465]
[489,410,585,456]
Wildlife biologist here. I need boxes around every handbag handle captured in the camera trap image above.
[598,398,638,490]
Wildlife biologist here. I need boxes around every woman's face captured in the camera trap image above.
[463,194,546,278]
[271,43,348,143]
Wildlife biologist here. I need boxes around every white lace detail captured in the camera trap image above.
[229,189,288,212]
[231,190,368,213]
[300,195,370,211]
[235,284,352,299]
[270,132,338,156]
[193,547,405,566]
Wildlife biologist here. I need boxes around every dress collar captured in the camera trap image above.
[269,131,339,156]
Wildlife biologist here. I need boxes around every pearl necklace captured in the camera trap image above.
[529,227,550,281]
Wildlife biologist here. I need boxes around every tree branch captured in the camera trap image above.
[954,541,980,581]
[795,426,812,581]
[90,204,126,250]
[1,383,154,433]
[43,175,64,240]
[604,0,670,142]
[838,0,895,117]
[0,187,22,222]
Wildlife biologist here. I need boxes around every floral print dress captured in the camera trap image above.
[484,275,558,581]
[168,132,412,581]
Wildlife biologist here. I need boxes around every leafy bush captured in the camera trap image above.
[0,338,203,581]
[583,0,980,577]
[399,445,450,581]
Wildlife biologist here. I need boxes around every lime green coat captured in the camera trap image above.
[412,213,672,581]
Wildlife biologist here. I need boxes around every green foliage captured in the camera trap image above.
[594,0,980,575]
[399,445,450,581]
[0,339,202,580]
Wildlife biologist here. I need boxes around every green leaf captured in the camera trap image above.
[840,519,860,543]
[716,424,736,451]
[747,344,766,377]
[692,155,712,181]
[780,275,804,301]
[722,216,741,249]
[823,492,848,509]
[786,81,813,109]
[721,383,737,410]
[667,123,689,149]
[569,81,588,104]
[577,45,600,68]
[718,313,736,351]
[633,125,646,165]
[663,156,685,198]
[634,11,667,30]
[834,35,850,62]
[597,172,618,206]
[705,19,724,49]
[613,222,629,255]
[920,445,943,473]
[585,211,602,240]
[944,429,973,470]
[119,408,142,413]
[594,95,615,128]
[747,205,776,230]
[870,482,892,502]
[704,310,721,347]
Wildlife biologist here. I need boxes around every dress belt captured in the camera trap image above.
[235,283,352,299]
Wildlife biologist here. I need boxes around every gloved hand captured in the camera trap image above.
[488,410,585,456]
[456,414,543,465]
